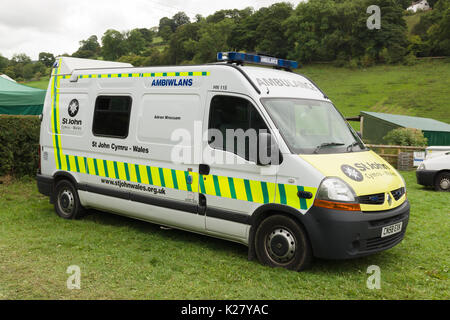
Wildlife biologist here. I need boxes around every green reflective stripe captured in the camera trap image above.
[278,184,287,205]
[213,175,221,197]
[244,179,253,202]
[52,75,62,170]
[93,159,99,176]
[171,169,178,190]
[147,166,153,185]
[84,157,89,174]
[113,161,119,179]
[184,171,192,192]
[228,177,237,200]
[124,163,130,181]
[75,156,80,173]
[65,155,70,171]
[297,186,307,210]
[261,182,269,204]
[199,175,206,194]
[135,165,141,183]
[103,160,109,177]
[159,168,166,187]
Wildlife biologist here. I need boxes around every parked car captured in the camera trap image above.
[416,153,450,191]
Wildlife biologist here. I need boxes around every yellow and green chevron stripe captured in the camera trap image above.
[78,71,210,79]
[57,154,316,210]
[49,62,316,211]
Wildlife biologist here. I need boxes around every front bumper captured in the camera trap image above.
[416,170,437,187]
[306,200,410,259]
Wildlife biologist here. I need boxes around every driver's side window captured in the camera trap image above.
[208,95,268,162]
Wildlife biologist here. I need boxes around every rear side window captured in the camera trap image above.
[92,96,132,138]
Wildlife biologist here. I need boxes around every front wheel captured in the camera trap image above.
[435,172,450,192]
[54,180,85,219]
[255,215,312,271]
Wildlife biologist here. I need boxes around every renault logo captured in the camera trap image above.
[387,193,393,206]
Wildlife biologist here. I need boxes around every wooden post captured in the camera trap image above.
[360,116,364,137]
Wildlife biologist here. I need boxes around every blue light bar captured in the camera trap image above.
[217,52,298,70]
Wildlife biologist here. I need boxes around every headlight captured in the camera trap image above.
[317,177,357,202]
[418,163,426,170]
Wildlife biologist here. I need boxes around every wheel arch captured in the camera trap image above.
[435,170,450,190]
[247,203,316,261]
[51,171,80,203]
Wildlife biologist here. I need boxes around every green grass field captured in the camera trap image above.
[0,171,448,300]
[22,77,49,90]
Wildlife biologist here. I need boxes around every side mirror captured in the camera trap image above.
[257,132,281,166]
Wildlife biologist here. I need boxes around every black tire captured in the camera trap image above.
[435,172,450,192]
[54,179,85,219]
[255,215,312,271]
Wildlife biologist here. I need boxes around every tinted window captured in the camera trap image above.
[93,96,132,138]
[208,95,268,161]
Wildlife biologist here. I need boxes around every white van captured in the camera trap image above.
[417,153,450,191]
[37,53,410,271]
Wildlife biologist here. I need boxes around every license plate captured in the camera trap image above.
[381,222,403,238]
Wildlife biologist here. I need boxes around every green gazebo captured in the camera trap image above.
[0,76,46,115]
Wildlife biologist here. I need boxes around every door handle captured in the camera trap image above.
[199,164,210,175]
[198,194,207,215]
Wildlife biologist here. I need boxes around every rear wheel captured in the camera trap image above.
[54,180,85,219]
[255,215,312,271]
[435,172,450,192]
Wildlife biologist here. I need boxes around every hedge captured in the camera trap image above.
[0,115,40,177]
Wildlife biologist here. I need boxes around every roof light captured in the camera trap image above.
[217,52,298,70]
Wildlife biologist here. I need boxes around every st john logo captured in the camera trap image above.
[68,99,79,117]
[341,164,364,182]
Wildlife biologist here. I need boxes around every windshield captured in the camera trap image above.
[261,98,365,155]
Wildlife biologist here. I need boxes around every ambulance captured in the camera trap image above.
[36,52,410,271]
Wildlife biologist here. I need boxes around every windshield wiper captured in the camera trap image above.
[314,142,345,154]
[346,141,360,152]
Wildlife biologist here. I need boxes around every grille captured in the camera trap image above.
[366,232,404,250]
[391,187,406,201]
[359,193,385,205]
[369,212,407,227]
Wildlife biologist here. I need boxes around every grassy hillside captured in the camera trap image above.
[21,77,49,90]
[404,11,427,37]
[24,59,450,129]
[299,59,450,129]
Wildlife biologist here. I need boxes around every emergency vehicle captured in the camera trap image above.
[37,53,410,271]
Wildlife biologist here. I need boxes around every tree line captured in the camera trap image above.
[0,0,449,82]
